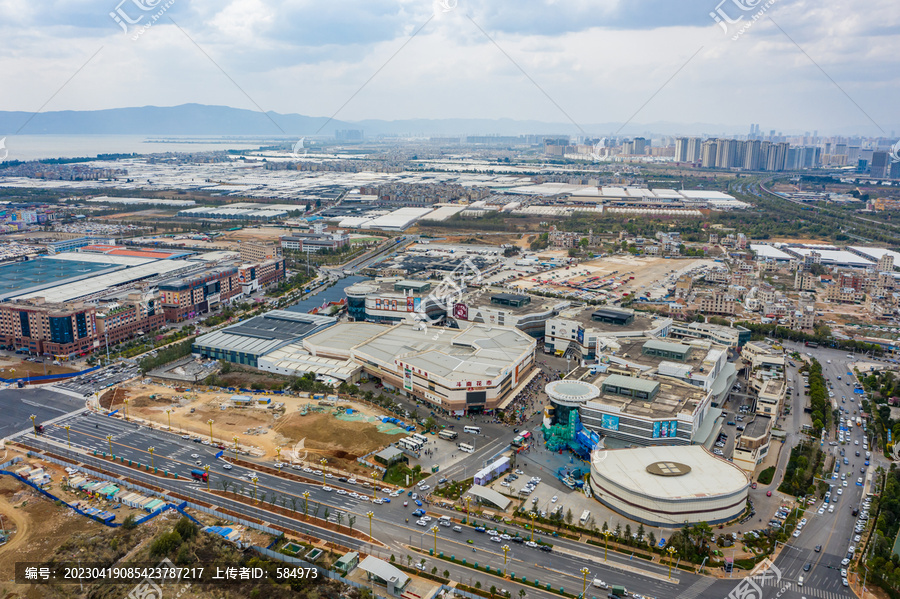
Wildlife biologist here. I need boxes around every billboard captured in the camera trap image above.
[576,326,585,344]
[407,296,415,312]
[414,297,421,311]
[652,421,678,438]
[404,368,413,391]
[453,303,469,320]
[601,414,619,431]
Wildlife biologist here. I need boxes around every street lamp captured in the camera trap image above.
[207,419,214,444]
[465,496,472,521]
[204,465,211,491]
[601,530,613,562]
[529,512,537,542]
[302,491,310,518]
[503,545,512,576]
[372,471,378,500]
[666,546,677,580]
[107,434,113,456]
[148,446,155,469]
[29,414,36,437]
[275,447,282,464]
[251,475,259,502]
[233,436,240,461]
[432,525,440,554]
[320,458,327,485]
[123,398,129,421]
[64,425,71,448]
[367,511,374,538]
[165,408,172,431]
[580,567,590,597]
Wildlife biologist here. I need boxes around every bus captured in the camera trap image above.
[463,426,481,434]
[805,341,819,348]
[439,430,458,441]
[457,442,475,453]
[412,433,430,444]
[511,431,532,448]
[579,510,591,525]
[399,437,424,452]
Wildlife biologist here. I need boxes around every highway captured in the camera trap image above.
[15,411,695,599]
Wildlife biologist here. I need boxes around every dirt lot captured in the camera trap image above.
[117,381,399,472]
[510,253,715,295]
[273,411,397,465]
[0,356,76,379]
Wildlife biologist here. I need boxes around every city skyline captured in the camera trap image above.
[0,0,897,135]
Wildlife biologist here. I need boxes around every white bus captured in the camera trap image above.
[580,510,591,525]
[457,442,475,453]
[412,433,430,444]
[439,430,459,441]
[463,426,481,434]
[399,437,424,452]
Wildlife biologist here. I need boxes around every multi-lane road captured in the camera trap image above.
[2,347,876,599]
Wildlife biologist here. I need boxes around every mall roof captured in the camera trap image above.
[602,374,660,394]
[642,339,692,355]
[464,484,512,510]
[591,445,749,500]
[194,311,336,356]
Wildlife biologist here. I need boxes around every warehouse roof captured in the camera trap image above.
[601,374,660,394]
[643,339,692,355]
[358,556,409,588]
[591,446,749,500]
[194,311,336,356]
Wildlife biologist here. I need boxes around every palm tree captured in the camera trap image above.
[519,590,526,599]
[336,512,344,530]
[348,515,356,533]
[220,480,230,493]
[290,497,298,513]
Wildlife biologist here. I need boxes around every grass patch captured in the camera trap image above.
[757,466,776,485]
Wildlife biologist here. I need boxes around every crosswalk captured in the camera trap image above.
[772,583,851,599]
[676,576,715,599]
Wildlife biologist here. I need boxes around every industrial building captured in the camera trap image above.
[192,311,336,368]
[157,266,241,322]
[589,445,750,526]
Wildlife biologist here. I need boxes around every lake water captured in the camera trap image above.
[0,134,279,162]
[287,275,370,314]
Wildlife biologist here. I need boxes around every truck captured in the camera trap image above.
[190,469,208,482]
[608,585,627,598]
[33,423,44,434]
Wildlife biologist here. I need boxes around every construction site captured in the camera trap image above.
[102,380,409,474]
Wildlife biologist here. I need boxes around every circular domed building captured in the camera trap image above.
[589,445,750,527]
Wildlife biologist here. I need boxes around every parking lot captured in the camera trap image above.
[54,363,141,397]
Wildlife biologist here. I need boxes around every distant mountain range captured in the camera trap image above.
[0,103,893,138]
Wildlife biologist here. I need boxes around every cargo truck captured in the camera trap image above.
[190,469,208,482]
[607,586,627,599]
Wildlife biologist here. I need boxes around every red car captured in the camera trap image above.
[767,490,772,497]
[751,483,757,489]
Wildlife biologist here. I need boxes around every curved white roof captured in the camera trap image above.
[592,445,748,500]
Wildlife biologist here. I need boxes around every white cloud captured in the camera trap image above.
[0,0,895,134]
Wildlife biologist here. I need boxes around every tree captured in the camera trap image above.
[174,517,197,540]
[220,480,230,494]
[565,508,574,525]
[614,523,621,538]
[323,507,330,522]
[490,585,497,598]
[648,532,657,548]
[390,555,396,563]
[625,524,632,541]
[407,555,412,567]
[445,570,451,579]
[258,492,267,504]
[602,521,609,532]
[122,514,137,530]
[290,497,297,513]
[313,503,320,519]
[431,567,438,575]
[519,590,527,599]
[336,512,344,530]
[637,523,645,542]
[348,515,356,533]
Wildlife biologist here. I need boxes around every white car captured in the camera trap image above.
[325,473,334,478]
[793,530,801,538]
[842,558,851,566]
[551,495,558,503]
[274,462,284,468]
[322,486,333,492]
[336,489,347,495]
[190,453,200,459]
[490,536,502,542]
[223,464,233,470]
[372,499,384,505]
[817,507,825,515]
[501,482,510,487]
[348,478,357,484]
[422,516,432,522]
[800,518,808,525]
[855,535,861,542]
[416,519,428,527]
[382,487,391,493]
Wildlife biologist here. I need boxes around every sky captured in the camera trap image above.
[0,0,897,136]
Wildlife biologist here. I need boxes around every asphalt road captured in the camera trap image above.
[0,388,85,438]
